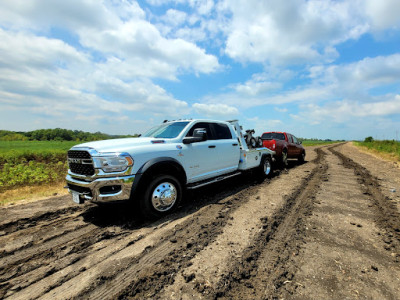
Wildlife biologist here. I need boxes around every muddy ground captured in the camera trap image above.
[0,143,399,299]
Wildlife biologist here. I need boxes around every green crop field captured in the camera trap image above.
[355,140,400,160]
[0,141,80,193]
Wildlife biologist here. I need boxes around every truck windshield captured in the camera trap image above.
[261,132,286,140]
[142,121,190,138]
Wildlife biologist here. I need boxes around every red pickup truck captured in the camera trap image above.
[261,132,305,167]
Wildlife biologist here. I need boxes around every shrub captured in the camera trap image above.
[364,136,374,143]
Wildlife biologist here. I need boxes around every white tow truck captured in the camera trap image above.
[66,119,275,218]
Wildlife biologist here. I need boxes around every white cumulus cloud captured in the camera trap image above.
[193,103,239,117]
[220,0,367,65]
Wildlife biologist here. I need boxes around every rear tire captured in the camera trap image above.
[140,174,182,219]
[258,156,272,179]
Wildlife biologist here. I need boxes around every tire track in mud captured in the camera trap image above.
[275,144,400,299]
[210,148,327,299]
[0,211,87,255]
[6,228,149,299]
[0,225,103,282]
[329,146,400,261]
[0,205,138,298]
[0,206,86,235]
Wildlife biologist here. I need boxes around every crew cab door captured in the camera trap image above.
[182,122,240,183]
[182,122,220,182]
[210,122,240,174]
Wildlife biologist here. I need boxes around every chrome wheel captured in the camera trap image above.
[151,182,177,212]
[258,156,272,179]
[263,158,271,175]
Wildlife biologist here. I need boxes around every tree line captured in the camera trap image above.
[0,129,137,141]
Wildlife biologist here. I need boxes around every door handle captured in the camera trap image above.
[208,145,216,148]
[232,143,238,146]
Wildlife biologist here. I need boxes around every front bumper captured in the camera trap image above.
[66,174,136,203]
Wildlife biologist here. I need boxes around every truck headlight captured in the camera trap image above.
[97,153,134,173]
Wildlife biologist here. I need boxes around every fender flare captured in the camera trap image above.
[130,157,187,200]
[137,157,186,177]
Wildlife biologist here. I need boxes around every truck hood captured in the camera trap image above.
[72,137,164,153]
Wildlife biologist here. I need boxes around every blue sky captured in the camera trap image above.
[0,0,400,140]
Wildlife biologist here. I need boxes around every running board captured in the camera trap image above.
[187,172,242,190]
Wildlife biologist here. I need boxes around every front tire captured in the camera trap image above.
[140,174,182,219]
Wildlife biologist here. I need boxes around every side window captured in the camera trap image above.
[213,123,232,140]
[186,122,215,140]
[292,135,298,144]
[287,134,293,143]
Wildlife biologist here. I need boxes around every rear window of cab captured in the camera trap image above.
[261,133,285,140]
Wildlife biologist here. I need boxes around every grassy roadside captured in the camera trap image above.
[353,140,400,163]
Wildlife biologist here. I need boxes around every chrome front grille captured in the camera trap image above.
[68,150,95,176]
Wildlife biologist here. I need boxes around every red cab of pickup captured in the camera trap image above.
[261,132,305,167]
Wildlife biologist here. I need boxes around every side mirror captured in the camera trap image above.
[183,128,207,144]
[299,141,302,144]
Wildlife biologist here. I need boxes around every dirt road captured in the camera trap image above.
[1,143,399,299]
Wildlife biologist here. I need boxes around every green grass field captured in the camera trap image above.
[354,140,400,160]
